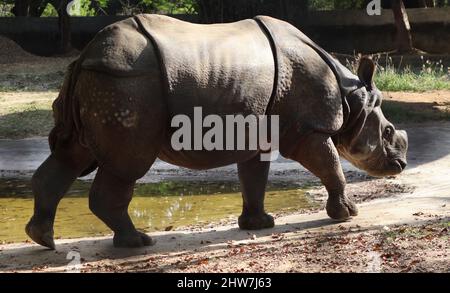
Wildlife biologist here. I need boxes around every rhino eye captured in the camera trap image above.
[383,126,394,140]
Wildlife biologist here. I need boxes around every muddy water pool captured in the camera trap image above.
[0,178,318,243]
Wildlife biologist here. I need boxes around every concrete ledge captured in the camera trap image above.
[302,8,450,26]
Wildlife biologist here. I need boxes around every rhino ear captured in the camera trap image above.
[357,56,376,89]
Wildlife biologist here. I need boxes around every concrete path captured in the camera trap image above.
[0,137,358,182]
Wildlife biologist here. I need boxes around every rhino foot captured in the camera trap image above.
[326,196,358,221]
[113,230,156,248]
[25,217,56,250]
[238,213,275,230]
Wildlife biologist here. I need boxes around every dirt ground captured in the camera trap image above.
[0,123,448,273]
[0,36,75,92]
[383,90,450,122]
[385,91,450,118]
[386,91,450,104]
[79,220,449,273]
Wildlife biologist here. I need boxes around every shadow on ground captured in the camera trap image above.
[400,122,450,168]
[0,109,53,139]
[383,100,450,123]
[0,218,334,271]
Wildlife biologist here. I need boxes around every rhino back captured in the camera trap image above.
[81,17,161,77]
[134,14,275,119]
[81,14,275,121]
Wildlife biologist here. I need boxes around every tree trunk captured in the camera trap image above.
[12,0,29,16]
[425,0,435,6]
[53,0,71,54]
[29,0,48,17]
[392,0,414,53]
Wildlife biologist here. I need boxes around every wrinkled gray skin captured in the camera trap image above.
[25,15,408,249]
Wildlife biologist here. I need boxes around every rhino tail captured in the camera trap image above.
[49,59,79,150]
[49,58,98,176]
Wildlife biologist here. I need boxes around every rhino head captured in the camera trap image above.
[335,57,408,177]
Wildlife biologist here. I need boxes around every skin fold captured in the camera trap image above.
[25,15,408,249]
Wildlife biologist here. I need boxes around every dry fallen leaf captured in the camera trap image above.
[271,233,284,241]
[197,258,209,265]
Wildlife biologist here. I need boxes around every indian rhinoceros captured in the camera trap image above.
[26,14,408,249]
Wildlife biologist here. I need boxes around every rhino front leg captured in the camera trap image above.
[290,133,358,220]
[237,155,274,230]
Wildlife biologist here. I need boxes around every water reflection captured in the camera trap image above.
[0,179,318,243]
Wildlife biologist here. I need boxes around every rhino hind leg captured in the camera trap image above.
[86,132,160,248]
[290,133,358,221]
[26,141,95,249]
[86,127,160,248]
[75,70,165,247]
[89,167,155,248]
[237,155,274,230]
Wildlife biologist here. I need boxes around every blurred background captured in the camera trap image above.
[0,0,448,55]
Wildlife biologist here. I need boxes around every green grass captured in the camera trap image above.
[0,108,53,139]
[376,69,450,92]
[345,55,450,92]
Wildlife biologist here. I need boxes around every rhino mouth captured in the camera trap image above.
[363,156,407,177]
[381,158,407,176]
[391,158,407,172]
